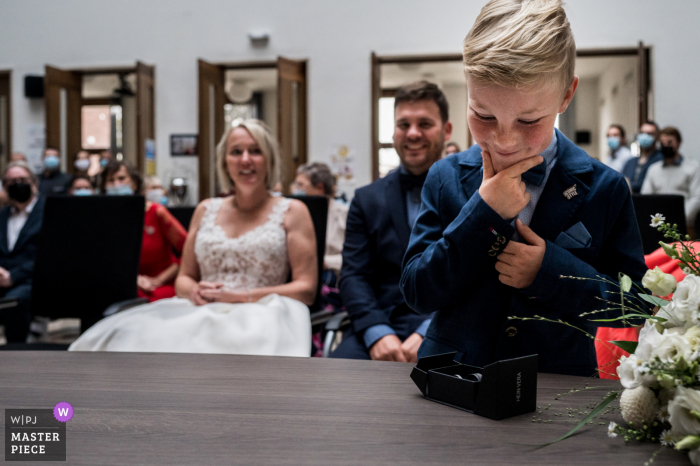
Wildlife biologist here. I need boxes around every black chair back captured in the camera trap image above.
[168,206,196,231]
[31,196,145,330]
[288,195,327,313]
[632,194,686,254]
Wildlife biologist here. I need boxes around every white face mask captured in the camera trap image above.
[146,188,166,204]
[74,159,91,171]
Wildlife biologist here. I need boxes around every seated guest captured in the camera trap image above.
[10,152,27,162]
[330,81,452,363]
[101,161,187,303]
[622,121,663,193]
[0,162,45,343]
[38,147,72,196]
[144,176,170,206]
[69,119,317,356]
[292,162,348,279]
[604,124,633,173]
[69,175,94,196]
[444,141,461,156]
[74,150,91,177]
[641,126,700,227]
[400,0,646,377]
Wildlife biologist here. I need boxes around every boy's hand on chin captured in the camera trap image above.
[495,220,546,289]
[478,150,543,219]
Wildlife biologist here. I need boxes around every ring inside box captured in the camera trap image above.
[429,365,482,411]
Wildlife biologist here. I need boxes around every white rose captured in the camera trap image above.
[686,326,700,354]
[618,354,646,389]
[658,302,688,329]
[671,275,700,323]
[636,320,664,361]
[651,332,692,363]
[643,267,677,296]
[669,387,700,436]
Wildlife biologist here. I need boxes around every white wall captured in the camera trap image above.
[1,0,700,198]
[442,83,467,152]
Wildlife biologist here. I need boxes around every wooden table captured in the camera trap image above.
[0,353,689,465]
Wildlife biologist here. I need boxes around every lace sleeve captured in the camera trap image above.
[155,204,188,254]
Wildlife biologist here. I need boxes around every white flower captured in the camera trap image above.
[636,320,664,362]
[620,386,659,428]
[661,429,675,446]
[685,326,700,357]
[608,421,618,438]
[668,387,700,436]
[659,406,671,423]
[651,213,666,227]
[684,267,693,275]
[670,275,700,323]
[651,332,692,363]
[643,267,677,296]
[658,303,686,329]
[617,354,645,389]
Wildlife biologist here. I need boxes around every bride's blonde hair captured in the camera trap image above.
[215,119,281,193]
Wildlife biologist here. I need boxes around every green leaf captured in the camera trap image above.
[619,273,632,293]
[609,340,637,354]
[590,313,666,323]
[639,294,671,308]
[515,392,619,448]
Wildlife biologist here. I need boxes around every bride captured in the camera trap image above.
[69,119,318,356]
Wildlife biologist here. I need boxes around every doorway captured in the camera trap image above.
[198,57,307,201]
[371,53,469,180]
[551,43,652,163]
[44,62,155,176]
[0,71,11,172]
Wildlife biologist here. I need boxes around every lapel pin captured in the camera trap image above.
[563,184,578,200]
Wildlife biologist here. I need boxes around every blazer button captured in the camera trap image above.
[506,326,517,337]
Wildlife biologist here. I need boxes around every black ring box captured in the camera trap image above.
[411,352,538,420]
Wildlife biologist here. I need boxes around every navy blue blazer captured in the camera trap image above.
[400,130,647,376]
[340,168,428,335]
[0,196,45,288]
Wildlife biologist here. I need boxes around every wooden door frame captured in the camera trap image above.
[370,52,465,181]
[45,62,155,173]
[197,58,307,199]
[576,45,652,129]
[0,70,11,167]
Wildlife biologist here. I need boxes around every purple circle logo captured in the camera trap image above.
[53,402,73,422]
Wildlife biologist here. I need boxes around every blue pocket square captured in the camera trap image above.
[555,222,592,249]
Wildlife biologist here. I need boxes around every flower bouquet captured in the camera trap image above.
[609,216,700,463]
[509,214,700,463]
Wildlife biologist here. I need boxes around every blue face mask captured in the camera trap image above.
[106,184,134,196]
[100,158,109,168]
[44,155,60,170]
[637,133,655,149]
[292,189,306,196]
[607,136,620,151]
[73,188,93,196]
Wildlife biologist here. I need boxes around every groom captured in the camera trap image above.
[330,81,452,362]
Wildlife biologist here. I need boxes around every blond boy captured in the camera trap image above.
[400,0,647,376]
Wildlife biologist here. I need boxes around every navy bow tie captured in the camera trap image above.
[399,171,427,192]
[520,158,547,187]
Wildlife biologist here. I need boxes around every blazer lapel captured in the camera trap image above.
[384,171,411,248]
[529,130,593,241]
[0,207,9,254]
[458,145,487,199]
[12,197,43,253]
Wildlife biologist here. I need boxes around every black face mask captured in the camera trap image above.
[661,145,676,159]
[7,183,32,203]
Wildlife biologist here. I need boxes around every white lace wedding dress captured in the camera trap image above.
[69,197,311,357]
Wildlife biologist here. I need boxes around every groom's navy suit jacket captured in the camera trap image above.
[400,130,647,376]
[340,168,428,337]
